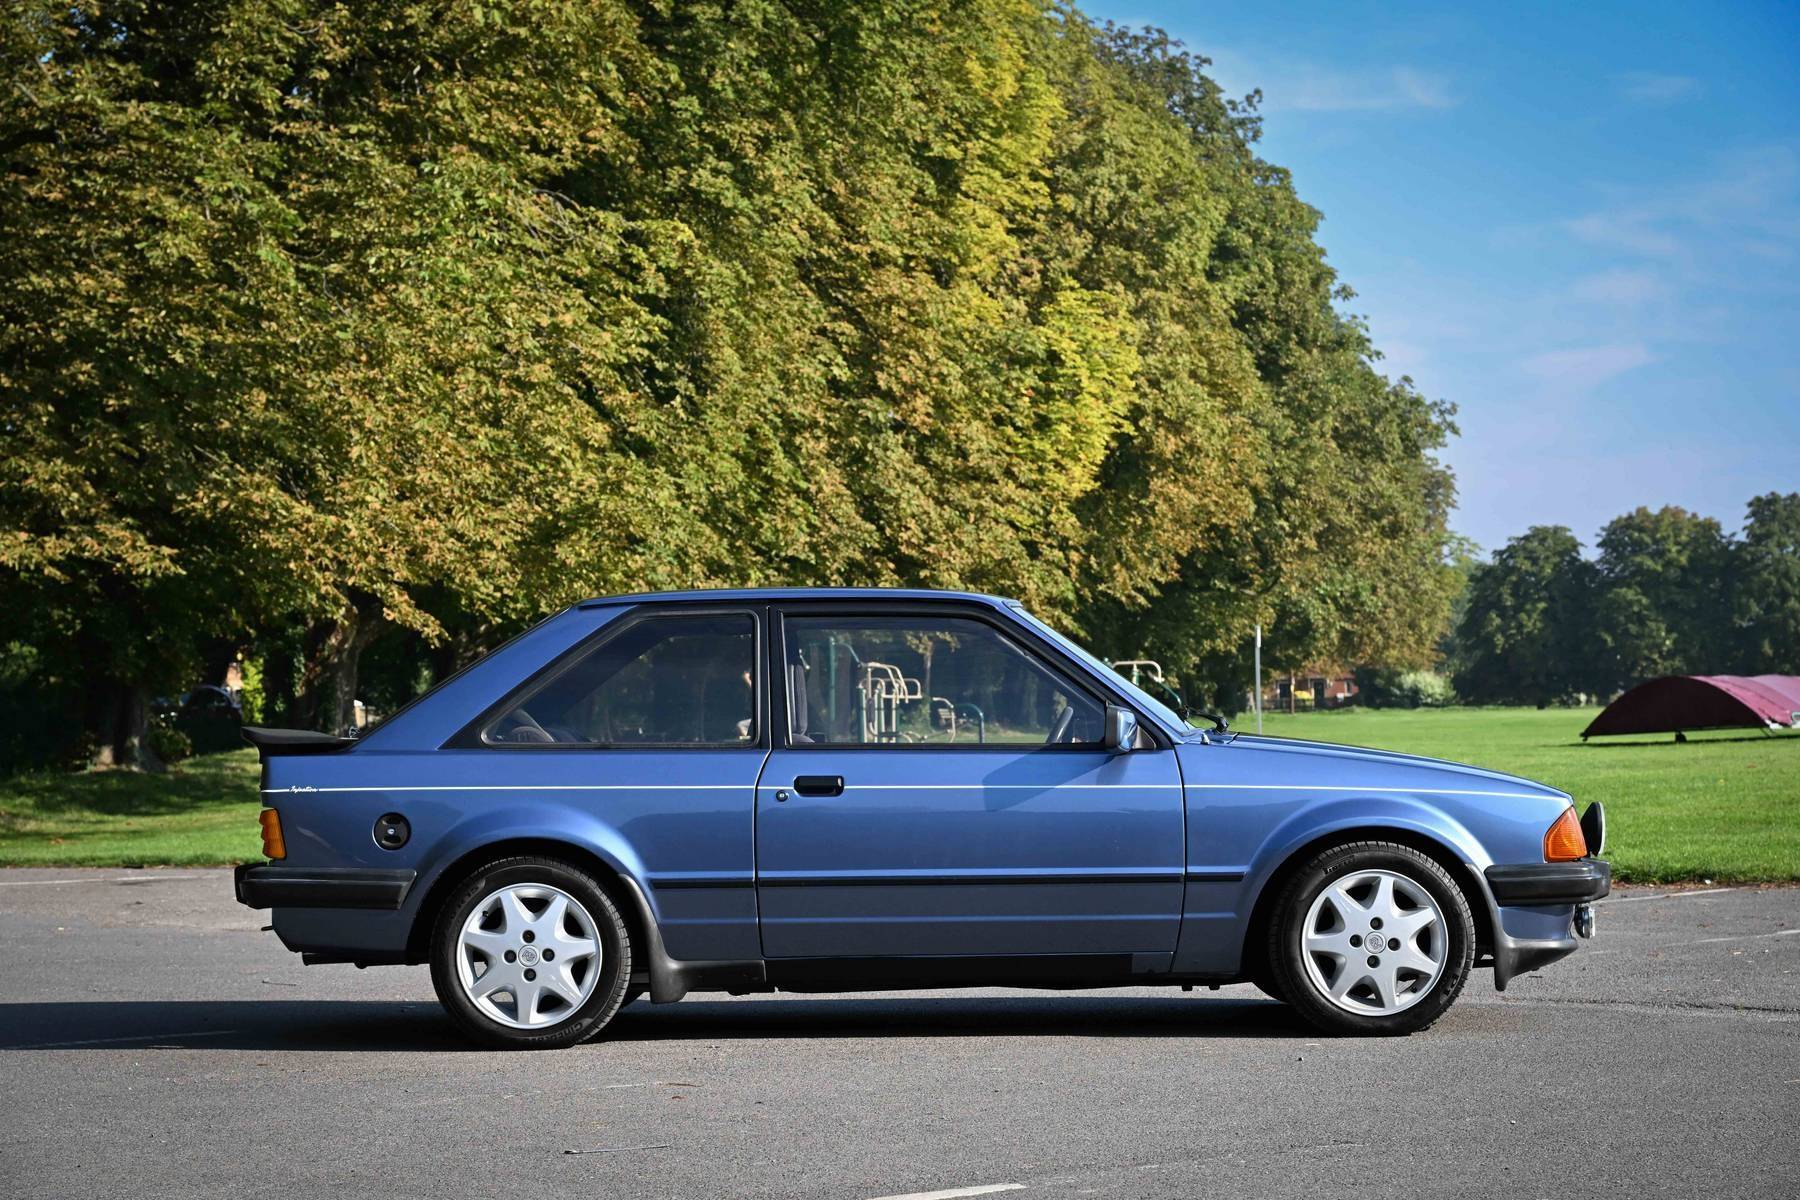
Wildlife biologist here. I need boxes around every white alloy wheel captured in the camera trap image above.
[1299,869,1448,1016]
[455,883,602,1029]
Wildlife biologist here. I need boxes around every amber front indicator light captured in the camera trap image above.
[1543,806,1587,861]
[259,809,286,860]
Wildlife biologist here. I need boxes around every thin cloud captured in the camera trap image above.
[1567,268,1672,307]
[1562,144,1800,263]
[1205,50,1459,114]
[1279,66,1458,112]
[1564,213,1685,258]
[1521,343,1655,390]
[1614,72,1702,105]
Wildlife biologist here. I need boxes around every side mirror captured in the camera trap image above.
[1103,704,1138,753]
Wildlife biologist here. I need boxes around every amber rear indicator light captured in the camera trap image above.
[259,809,286,860]
[1543,806,1587,861]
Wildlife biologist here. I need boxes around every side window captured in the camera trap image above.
[483,614,756,746]
[783,614,1103,746]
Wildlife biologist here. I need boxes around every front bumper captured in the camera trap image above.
[234,863,416,910]
[1477,858,1610,990]
[1485,859,1612,905]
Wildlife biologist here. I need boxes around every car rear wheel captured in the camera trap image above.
[1266,841,1474,1035]
[429,856,631,1049]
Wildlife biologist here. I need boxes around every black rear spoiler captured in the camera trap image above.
[241,726,357,757]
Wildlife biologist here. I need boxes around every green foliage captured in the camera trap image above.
[144,723,194,765]
[0,642,85,769]
[1732,492,1800,673]
[1593,506,1731,684]
[1453,527,1598,706]
[1,1,1462,757]
[1449,497,1800,704]
[1353,667,1455,709]
[237,657,264,726]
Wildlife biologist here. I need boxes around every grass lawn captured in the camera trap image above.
[1258,707,1799,884]
[0,710,1794,881]
[0,748,262,867]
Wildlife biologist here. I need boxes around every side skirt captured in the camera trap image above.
[764,952,1198,994]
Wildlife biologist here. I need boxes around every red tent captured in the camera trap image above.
[1582,675,1800,738]
[1750,675,1800,712]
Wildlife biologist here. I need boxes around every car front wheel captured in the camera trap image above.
[429,855,631,1049]
[1266,841,1475,1035]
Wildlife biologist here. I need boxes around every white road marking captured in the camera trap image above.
[12,1028,243,1050]
[0,873,203,887]
[1600,888,1737,904]
[866,1187,1025,1200]
[1692,928,1799,945]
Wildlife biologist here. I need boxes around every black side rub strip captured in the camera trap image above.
[235,864,416,910]
[1485,860,1611,905]
[757,871,1186,887]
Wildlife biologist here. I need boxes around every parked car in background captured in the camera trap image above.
[235,589,1609,1049]
[155,684,244,754]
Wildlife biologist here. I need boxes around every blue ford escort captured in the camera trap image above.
[235,588,1609,1048]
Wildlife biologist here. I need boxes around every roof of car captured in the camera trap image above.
[575,587,1017,609]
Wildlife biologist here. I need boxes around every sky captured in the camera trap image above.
[1083,0,1800,554]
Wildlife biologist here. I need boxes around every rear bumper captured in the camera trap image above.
[1485,859,1612,905]
[234,863,416,911]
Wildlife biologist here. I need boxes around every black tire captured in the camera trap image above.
[429,855,632,1050]
[1264,840,1475,1036]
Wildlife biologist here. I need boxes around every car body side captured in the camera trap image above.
[243,589,1600,1000]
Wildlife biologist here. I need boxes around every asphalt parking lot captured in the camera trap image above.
[1,869,1795,1199]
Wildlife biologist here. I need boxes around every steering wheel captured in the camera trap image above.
[1044,704,1075,745]
[504,706,555,743]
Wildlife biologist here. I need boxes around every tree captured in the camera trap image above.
[1452,527,1598,706]
[1052,24,1460,707]
[1,0,698,750]
[1732,493,1800,673]
[1,1,1466,762]
[1591,506,1733,686]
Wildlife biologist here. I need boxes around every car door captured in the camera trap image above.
[754,603,1185,960]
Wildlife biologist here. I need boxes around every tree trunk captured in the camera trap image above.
[292,620,333,731]
[87,681,162,772]
[297,593,385,734]
[200,638,238,688]
[260,636,297,727]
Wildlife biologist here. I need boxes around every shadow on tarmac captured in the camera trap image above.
[0,992,1310,1052]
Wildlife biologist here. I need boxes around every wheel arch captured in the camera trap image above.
[1238,825,1495,981]
[403,837,653,978]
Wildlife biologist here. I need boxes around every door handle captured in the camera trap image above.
[793,775,845,797]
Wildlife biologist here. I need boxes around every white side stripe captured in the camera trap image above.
[261,784,750,794]
[1182,784,1561,800]
[264,782,1555,799]
[838,784,1179,790]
